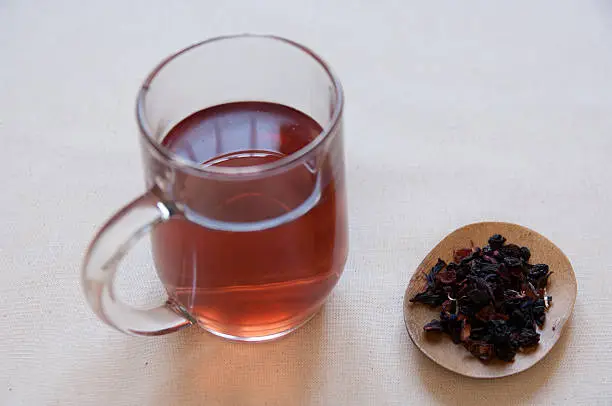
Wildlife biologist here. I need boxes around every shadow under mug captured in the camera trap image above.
[81,35,348,341]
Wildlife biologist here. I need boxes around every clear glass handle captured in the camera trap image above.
[81,191,191,336]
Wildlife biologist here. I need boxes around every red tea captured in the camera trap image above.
[152,102,347,338]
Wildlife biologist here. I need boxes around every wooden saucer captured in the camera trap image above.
[404,222,577,378]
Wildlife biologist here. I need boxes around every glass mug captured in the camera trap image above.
[82,35,348,341]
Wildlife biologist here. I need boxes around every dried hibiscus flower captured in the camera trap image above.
[410,234,552,362]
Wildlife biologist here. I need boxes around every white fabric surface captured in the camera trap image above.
[2,1,612,405]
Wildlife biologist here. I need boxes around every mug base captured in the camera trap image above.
[195,307,322,342]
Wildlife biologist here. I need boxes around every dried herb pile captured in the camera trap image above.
[410,234,552,362]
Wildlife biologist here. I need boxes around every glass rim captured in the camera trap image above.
[135,33,344,177]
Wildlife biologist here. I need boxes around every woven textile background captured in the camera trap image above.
[1,1,611,404]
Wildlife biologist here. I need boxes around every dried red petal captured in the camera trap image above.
[464,340,494,361]
[475,305,510,321]
[453,248,472,263]
[461,322,471,342]
[436,269,457,285]
[441,299,455,315]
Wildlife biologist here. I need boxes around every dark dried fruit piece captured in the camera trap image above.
[503,256,522,268]
[426,259,447,289]
[495,345,517,362]
[513,328,540,347]
[424,319,444,332]
[529,264,549,278]
[519,246,531,261]
[499,243,522,259]
[531,298,547,327]
[528,264,552,290]
[488,234,506,249]
[410,291,446,307]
